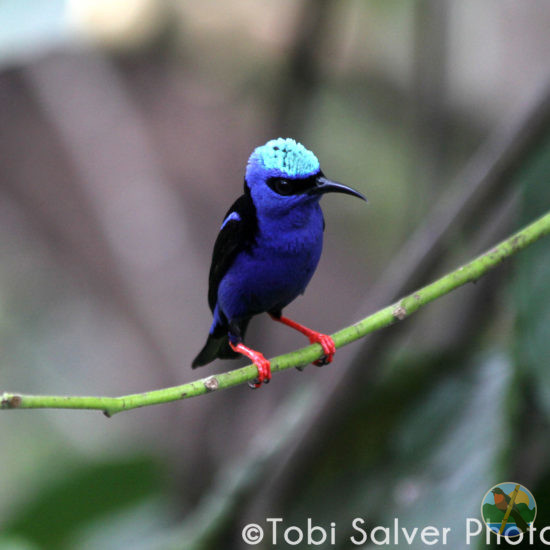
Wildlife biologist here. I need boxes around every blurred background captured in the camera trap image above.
[1,1,550,549]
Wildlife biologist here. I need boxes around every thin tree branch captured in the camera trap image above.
[2,209,550,417]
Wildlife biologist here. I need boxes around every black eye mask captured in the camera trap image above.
[266,173,320,196]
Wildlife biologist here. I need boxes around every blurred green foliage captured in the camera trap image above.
[0,456,167,550]
[516,135,550,419]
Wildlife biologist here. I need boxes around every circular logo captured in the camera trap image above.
[481,482,536,538]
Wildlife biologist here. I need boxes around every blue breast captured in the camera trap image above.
[217,202,324,321]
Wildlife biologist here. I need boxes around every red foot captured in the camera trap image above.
[270,315,336,367]
[230,342,271,388]
[309,332,336,366]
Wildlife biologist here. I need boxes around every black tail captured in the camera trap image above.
[192,318,250,368]
[192,333,238,367]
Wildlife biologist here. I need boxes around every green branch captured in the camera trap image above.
[2,210,550,417]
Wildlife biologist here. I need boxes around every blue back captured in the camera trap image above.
[216,138,325,322]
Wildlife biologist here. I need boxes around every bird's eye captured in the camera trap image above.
[274,179,293,195]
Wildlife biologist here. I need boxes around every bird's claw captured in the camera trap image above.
[245,355,271,388]
[229,342,271,389]
[248,356,271,389]
[230,341,271,389]
[309,333,336,367]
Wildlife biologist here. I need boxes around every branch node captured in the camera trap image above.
[204,376,219,392]
[393,305,407,321]
[1,394,22,409]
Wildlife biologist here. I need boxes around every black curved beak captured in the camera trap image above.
[310,175,367,201]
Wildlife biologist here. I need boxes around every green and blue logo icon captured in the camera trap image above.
[481,482,536,538]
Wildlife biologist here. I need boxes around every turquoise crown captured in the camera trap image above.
[250,138,320,179]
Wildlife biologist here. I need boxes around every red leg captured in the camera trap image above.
[270,314,336,366]
[230,342,271,388]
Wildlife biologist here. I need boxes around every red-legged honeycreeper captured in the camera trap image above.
[192,138,366,388]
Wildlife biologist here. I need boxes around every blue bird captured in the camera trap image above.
[192,138,366,387]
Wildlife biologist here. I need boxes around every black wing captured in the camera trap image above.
[207,186,258,312]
